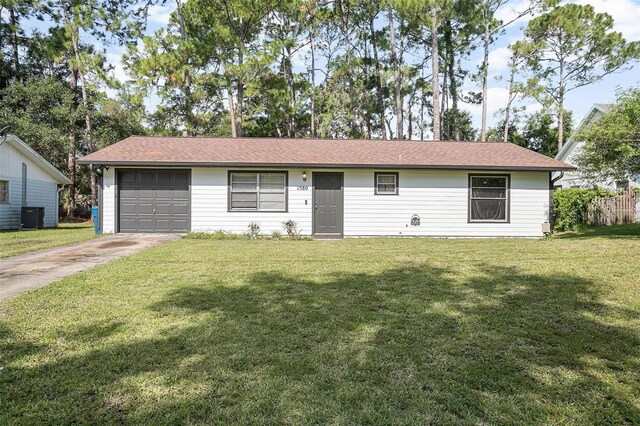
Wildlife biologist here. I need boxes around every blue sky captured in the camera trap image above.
[22,0,640,136]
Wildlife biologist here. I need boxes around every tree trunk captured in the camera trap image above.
[310,20,316,138]
[176,0,194,136]
[430,7,440,141]
[236,79,243,137]
[480,19,490,142]
[10,7,19,77]
[420,68,425,141]
[227,88,237,137]
[236,18,245,137]
[446,23,459,140]
[63,2,97,206]
[389,7,403,140]
[557,59,564,152]
[183,69,194,136]
[369,16,387,140]
[503,67,515,143]
[283,31,296,137]
[66,65,79,217]
[408,90,415,140]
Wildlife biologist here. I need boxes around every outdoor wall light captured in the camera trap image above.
[302,171,307,181]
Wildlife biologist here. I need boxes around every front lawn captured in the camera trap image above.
[1,227,640,424]
[0,221,97,258]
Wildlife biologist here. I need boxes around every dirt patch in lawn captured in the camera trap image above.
[97,240,139,249]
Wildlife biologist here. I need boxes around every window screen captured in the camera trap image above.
[0,180,8,203]
[230,172,286,211]
[469,175,509,222]
[375,172,398,195]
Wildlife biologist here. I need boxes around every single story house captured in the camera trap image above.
[77,136,573,238]
[555,103,640,190]
[0,134,71,230]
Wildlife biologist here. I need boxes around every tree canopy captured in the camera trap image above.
[575,87,640,183]
[0,0,639,216]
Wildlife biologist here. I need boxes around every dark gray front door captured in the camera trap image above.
[118,170,190,233]
[313,172,343,237]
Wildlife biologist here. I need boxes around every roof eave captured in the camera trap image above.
[6,135,71,184]
[76,159,575,172]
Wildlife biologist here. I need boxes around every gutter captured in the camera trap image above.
[75,160,575,172]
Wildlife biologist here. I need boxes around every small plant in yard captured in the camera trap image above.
[248,222,260,240]
[282,220,302,238]
[270,231,282,240]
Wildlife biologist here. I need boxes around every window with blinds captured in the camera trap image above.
[229,172,287,211]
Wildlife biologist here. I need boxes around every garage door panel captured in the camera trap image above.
[173,173,189,186]
[157,173,172,185]
[139,172,155,184]
[120,203,138,214]
[155,203,172,215]
[119,218,138,232]
[154,189,173,199]
[172,203,189,215]
[118,170,191,233]
[137,219,155,231]
[171,219,188,231]
[138,189,156,199]
[154,219,172,232]
[137,203,155,215]
[120,172,137,185]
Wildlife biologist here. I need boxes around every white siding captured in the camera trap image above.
[192,168,312,235]
[343,169,549,237]
[102,167,116,233]
[0,142,60,229]
[104,167,551,237]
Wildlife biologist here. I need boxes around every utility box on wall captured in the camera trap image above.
[21,207,45,229]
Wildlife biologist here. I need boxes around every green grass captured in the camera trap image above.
[1,225,640,424]
[0,221,98,258]
[555,222,640,239]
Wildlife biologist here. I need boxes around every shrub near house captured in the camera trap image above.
[553,188,611,231]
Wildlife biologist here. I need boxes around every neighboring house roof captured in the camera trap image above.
[78,136,574,171]
[0,134,71,184]
[556,103,613,162]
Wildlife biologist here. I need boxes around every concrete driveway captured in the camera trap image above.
[0,234,180,301]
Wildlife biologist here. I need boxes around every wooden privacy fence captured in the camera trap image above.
[587,188,637,226]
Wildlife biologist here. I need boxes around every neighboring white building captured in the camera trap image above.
[78,136,573,238]
[0,134,71,229]
[555,104,640,190]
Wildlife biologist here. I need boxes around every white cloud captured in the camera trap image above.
[458,85,547,130]
[486,46,512,72]
[146,4,174,25]
[106,52,127,83]
[461,87,511,121]
[574,0,640,40]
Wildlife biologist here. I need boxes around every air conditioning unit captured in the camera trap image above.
[21,207,45,229]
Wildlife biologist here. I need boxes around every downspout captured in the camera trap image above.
[551,171,564,187]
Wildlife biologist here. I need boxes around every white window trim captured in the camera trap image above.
[0,179,10,204]
[468,174,510,223]
[228,171,288,212]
